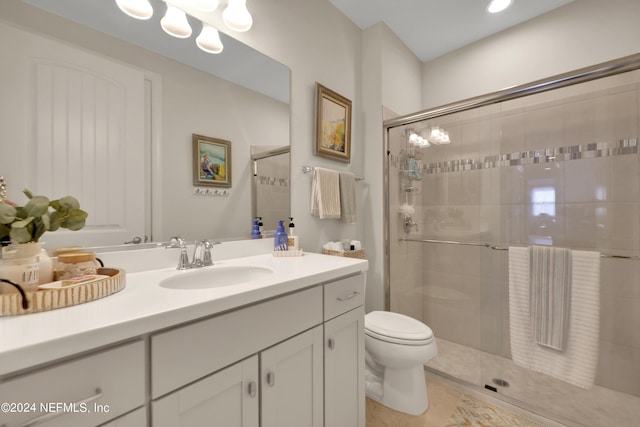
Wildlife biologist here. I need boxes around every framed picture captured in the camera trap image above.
[193,134,232,187]
[315,83,352,163]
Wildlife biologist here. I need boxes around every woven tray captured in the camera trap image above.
[0,268,125,316]
[322,249,365,259]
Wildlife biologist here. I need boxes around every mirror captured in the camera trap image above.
[0,0,290,247]
[251,146,290,235]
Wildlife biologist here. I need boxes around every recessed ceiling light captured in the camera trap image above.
[487,0,513,14]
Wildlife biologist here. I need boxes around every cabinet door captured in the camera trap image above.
[261,326,323,427]
[100,407,146,427]
[152,356,259,427]
[324,307,365,427]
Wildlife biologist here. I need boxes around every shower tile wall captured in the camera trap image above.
[389,69,640,422]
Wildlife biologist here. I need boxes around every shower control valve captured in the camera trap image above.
[403,216,418,233]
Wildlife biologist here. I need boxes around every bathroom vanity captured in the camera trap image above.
[0,247,368,427]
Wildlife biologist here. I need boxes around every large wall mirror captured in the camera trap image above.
[0,0,290,248]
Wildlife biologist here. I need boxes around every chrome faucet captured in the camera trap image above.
[175,239,221,270]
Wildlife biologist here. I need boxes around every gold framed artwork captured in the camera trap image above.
[193,134,232,187]
[315,83,352,163]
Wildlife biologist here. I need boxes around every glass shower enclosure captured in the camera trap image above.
[383,54,640,426]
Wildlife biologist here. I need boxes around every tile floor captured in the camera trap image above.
[426,338,640,427]
[366,372,563,427]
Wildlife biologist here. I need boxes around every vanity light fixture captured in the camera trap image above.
[196,24,224,54]
[223,0,253,32]
[161,4,193,38]
[114,0,253,53]
[115,0,153,20]
[430,127,450,144]
[486,0,513,14]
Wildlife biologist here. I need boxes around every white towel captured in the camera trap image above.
[339,171,357,224]
[530,245,572,351]
[509,247,600,389]
[310,167,341,219]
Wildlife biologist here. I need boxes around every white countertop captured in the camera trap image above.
[0,252,368,376]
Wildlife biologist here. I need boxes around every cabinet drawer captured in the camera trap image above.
[151,286,323,398]
[0,340,145,427]
[324,274,364,320]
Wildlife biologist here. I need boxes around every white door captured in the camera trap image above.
[0,22,147,247]
[261,326,324,427]
[152,356,259,427]
[324,307,366,427]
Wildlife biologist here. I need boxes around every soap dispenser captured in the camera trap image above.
[274,220,288,251]
[251,218,262,239]
[288,217,299,250]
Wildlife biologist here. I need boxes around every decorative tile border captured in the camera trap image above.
[418,138,639,175]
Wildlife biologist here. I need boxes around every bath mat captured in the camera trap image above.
[445,394,542,427]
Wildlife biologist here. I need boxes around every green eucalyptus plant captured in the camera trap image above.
[0,189,88,244]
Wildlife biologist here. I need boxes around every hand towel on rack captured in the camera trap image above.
[530,245,572,351]
[310,167,341,219]
[509,247,600,389]
[339,171,357,224]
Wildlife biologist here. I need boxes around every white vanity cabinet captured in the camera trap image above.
[323,275,366,427]
[152,327,324,427]
[0,341,145,427]
[150,286,324,426]
[0,255,368,427]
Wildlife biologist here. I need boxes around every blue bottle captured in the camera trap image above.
[251,218,262,239]
[274,220,289,251]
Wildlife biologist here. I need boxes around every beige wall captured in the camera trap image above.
[421,0,640,109]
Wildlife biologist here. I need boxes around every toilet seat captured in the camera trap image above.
[365,311,433,346]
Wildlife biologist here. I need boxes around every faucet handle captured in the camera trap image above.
[201,240,221,266]
[166,236,185,249]
[177,243,190,270]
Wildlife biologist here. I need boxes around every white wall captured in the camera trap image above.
[421,0,640,109]
[361,23,423,310]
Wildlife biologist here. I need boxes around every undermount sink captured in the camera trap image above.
[159,265,274,290]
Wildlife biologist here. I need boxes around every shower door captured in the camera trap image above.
[384,54,640,427]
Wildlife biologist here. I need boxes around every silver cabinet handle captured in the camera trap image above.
[337,291,359,301]
[328,338,335,350]
[266,372,275,387]
[17,388,103,427]
[248,381,257,398]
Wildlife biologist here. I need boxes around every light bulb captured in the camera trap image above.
[161,4,192,38]
[197,24,224,54]
[190,0,219,13]
[409,133,418,143]
[223,0,253,32]
[115,0,153,20]
[487,0,512,14]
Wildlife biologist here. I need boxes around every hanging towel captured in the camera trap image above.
[339,171,357,224]
[310,167,341,219]
[530,245,572,351]
[509,247,600,389]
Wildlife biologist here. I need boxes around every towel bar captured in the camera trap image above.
[398,237,640,260]
[302,165,364,181]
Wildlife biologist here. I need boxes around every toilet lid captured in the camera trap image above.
[365,311,433,342]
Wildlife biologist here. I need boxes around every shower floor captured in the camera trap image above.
[426,337,640,427]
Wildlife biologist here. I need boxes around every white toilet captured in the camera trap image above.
[364,311,437,415]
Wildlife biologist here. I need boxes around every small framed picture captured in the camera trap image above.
[193,134,232,187]
[315,83,352,163]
